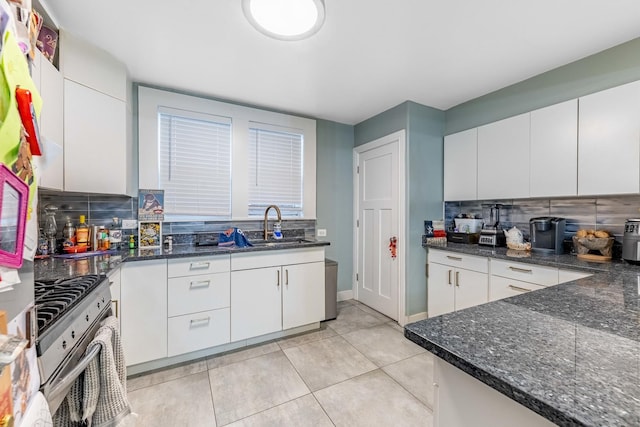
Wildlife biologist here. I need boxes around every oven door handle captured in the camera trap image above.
[47,343,102,403]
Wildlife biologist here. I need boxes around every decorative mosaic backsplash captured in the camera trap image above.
[445,195,640,242]
[38,189,316,243]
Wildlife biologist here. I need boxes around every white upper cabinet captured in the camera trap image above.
[444,128,477,201]
[530,99,578,198]
[477,113,530,200]
[60,31,127,101]
[32,50,64,190]
[60,32,135,196]
[578,80,640,196]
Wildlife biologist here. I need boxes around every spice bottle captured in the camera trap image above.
[129,234,135,249]
[76,215,89,248]
[110,217,122,250]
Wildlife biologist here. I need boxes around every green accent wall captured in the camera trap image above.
[446,37,640,134]
[316,120,355,293]
[354,101,445,316]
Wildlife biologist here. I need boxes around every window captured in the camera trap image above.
[158,108,232,218]
[248,124,303,217]
[138,86,316,219]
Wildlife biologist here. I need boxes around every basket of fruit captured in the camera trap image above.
[572,229,614,257]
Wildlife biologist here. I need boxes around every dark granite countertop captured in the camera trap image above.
[406,243,640,426]
[34,239,329,281]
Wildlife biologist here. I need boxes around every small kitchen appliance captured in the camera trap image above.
[622,219,640,264]
[478,204,506,247]
[529,217,566,254]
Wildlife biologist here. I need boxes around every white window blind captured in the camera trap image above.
[248,125,303,217]
[159,108,232,218]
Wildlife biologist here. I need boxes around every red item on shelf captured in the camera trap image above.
[15,87,42,156]
[433,230,447,238]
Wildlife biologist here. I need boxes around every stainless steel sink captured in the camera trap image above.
[251,238,313,247]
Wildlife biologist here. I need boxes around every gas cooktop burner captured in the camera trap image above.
[35,274,106,334]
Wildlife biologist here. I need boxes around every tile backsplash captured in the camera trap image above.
[37,189,316,244]
[445,195,640,241]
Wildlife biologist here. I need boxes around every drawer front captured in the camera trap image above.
[168,255,230,277]
[428,249,488,274]
[168,272,230,317]
[558,269,592,284]
[489,276,545,302]
[167,308,230,357]
[490,259,558,286]
[231,247,324,271]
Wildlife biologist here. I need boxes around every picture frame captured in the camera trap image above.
[138,221,162,248]
[0,164,29,268]
[138,189,164,221]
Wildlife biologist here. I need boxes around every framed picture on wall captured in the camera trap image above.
[138,221,162,248]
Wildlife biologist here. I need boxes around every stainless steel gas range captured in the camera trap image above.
[34,274,112,413]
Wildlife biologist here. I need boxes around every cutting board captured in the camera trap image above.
[577,253,612,262]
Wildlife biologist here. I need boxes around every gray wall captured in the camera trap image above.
[354,101,445,316]
[446,37,640,135]
[316,120,355,292]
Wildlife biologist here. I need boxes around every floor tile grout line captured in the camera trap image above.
[205,369,220,427]
[310,392,338,426]
[380,364,434,413]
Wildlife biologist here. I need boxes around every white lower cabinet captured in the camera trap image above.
[108,268,121,330]
[558,269,592,284]
[230,248,325,342]
[489,260,558,302]
[167,255,231,357]
[167,308,230,357]
[120,259,168,366]
[428,250,489,317]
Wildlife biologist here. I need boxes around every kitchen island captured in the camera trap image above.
[406,244,639,426]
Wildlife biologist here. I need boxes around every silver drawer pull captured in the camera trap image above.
[508,284,532,293]
[446,255,463,261]
[190,317,211,327]
[189,280,211,289]
[508,266,532,273]
[455,271,460,287]
[190,261,211,270]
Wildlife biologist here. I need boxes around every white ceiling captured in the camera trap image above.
[41,1,640,125]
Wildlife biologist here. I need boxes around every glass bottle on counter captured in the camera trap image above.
[43,205,58,254]
[62,217,76,247]
[76,215,89,248]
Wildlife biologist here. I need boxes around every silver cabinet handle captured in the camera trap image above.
[190,261,211,270]
[455,271,460,287]
[190,317,211,327]
[286,269,289,286]
[508,284,532,293]
[189,280,211,289]
[277,270,280,287]
[448,270,452,285]
[509,266,532,273]
[446,255,463,261]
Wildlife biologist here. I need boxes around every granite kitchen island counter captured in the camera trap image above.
[405,265,639,426]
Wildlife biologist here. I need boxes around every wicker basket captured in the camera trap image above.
[506,241,531,251]
[572,236,614,257]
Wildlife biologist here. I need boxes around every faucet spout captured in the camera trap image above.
[264,205,282,240]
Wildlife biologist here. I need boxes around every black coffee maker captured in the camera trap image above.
[529,217,566,254]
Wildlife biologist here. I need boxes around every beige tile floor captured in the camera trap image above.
[126,300,434,427]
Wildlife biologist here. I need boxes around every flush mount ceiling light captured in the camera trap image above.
[242,0,326,41]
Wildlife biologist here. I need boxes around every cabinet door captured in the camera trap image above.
[477,113,530,199]
[530,99,578,197]
[427,262,455,317]
[121,259,167,366]
[489,275,544,302]
[282,262,324,330]
[454,268,488,311]
[444,128,478,201]
[64,79,127,194]
[578,80,640,195]
[36,51,64,191]
[231,267,282,341]
[108,268,121,330]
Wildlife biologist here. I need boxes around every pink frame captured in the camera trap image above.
[0,163,29,268]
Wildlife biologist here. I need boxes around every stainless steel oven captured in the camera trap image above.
[34,274,112,413]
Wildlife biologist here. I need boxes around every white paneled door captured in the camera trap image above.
[355,132,401,321]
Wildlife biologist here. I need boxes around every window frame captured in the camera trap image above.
[137,86,317,220]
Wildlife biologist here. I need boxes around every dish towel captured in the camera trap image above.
[218,227,253,248]
[53,316,133,427]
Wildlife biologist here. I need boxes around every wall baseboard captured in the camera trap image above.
[337,290,354,302]
[402,311,427,326]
